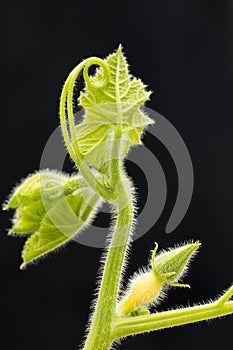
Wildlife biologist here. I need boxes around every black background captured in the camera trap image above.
[1,1,233,349]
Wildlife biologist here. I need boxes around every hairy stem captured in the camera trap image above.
[112,299,233,339]
[83,123,134,349]
[60,54,135,350]
[83,180,134,350]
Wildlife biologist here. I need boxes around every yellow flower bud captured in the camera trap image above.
[118,271,163,316]
[118,241,201,316]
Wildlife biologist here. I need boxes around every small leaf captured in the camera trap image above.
[20,189,99,269]
[76,45,154,176]
[4,170,102,268]
[3,170,70,209]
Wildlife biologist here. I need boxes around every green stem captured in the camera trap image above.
[83,180,134,350]
[60,54,135,350]
[112,299,233,339]
[58,50,233,349]
[83,123,134,349]
[81,47,136,349]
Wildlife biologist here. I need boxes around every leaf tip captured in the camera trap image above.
[8,229,14,235]
[117,43,123,52]
[19,262,26,270]
[2,199,11,211]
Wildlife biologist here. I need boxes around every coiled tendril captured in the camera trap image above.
[59,58,113,201]
[60,57,110,160]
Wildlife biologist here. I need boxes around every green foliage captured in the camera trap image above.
[76,45,154,177]
[4,46,154,270]
[79,44,151,106]
[3,46,233,350]
[4,171,101,268]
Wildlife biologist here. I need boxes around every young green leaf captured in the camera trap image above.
[4,170,102,268]
[76,45,154,176]
[3,170,78,209]
[3,46,233,350]
[79,45,151,106]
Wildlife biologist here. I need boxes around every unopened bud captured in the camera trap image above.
[118,241,200,316]
[152,241,201,288]
[118,270,163,316]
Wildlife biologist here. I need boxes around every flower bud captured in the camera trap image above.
[118,270,163,316]
[118,241,200,316]
[152,241,201,287]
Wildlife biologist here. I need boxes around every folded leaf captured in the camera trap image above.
[3,170,78,209]
[10,201,46,234]
[4,170,102,268]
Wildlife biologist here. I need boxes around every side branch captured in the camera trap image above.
[113,287,233,339]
